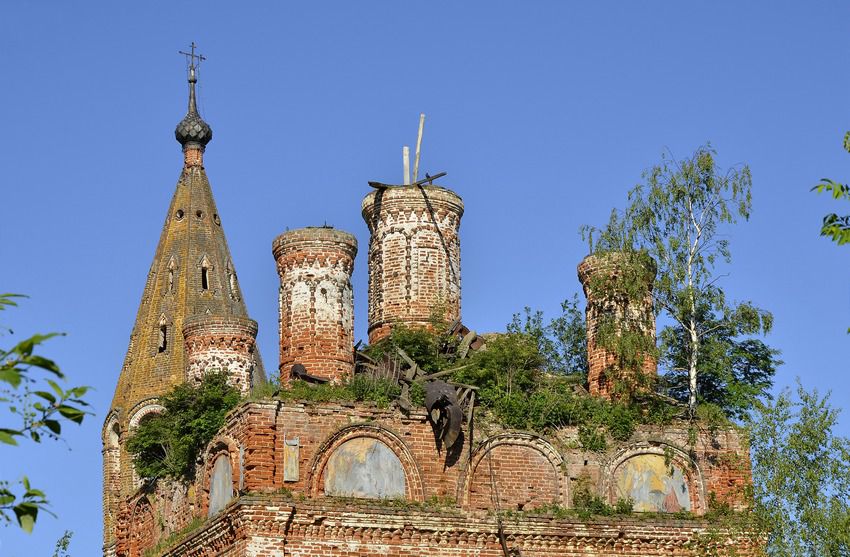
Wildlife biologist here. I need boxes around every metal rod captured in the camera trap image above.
[412,113,425,183]
[403,146,410,185]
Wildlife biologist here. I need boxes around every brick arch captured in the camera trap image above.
[459,433,567,511]
[127,399,165,430]
[603,441,706,514]
[202,434,240,517]
[102,410,121,445]
[127,400,164,488]
[127,496,156,557]
[102,411,122,554]
[307,424,424,501]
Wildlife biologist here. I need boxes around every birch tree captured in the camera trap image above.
[584,146,776,416]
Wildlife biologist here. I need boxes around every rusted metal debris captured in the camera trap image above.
[368,171,447,189]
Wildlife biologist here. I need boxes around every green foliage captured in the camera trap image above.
[812,130,850,246]
[276,376,403,409]
[571,475,633,518]
[364,323,456,374]
[142,517,203,557]
[52,530,73,557]
[747,382,850,555]
[582,145,777,416]
[661,293,781,420]
[812,179,850,245]
[0,294,91,533]
[452,332,670,442]
[126,372,241,482]
[507,295,588,378]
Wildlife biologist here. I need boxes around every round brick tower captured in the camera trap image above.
[577,252,657,399]
[182,315,259,396]
[272,227,358,384]
[361,185,464,344]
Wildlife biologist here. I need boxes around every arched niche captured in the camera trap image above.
[204,436,239,517]
[605,443,705,514]
[309,425,423,501]
[208,454,234,516]
[127,497,155,557]
[459,433,567,511]
[127,401,164,488]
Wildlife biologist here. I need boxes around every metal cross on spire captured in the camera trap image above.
[179,41,206,72]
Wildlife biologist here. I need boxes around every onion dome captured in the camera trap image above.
[175,65,212,149]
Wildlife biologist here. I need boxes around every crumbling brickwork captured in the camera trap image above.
[272,227,357,383]
[110,398,758,557]
[183,315,259,395]
[362,186,464,343]
[578,252,658,399]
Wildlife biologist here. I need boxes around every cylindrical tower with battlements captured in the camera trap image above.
[578,252,657,400]
[182,315,258,396]
[272,227,358,384]
[361,185,464,344]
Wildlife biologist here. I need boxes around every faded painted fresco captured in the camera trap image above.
[208,455,234,516]
[613,453,691,512]
[323,437,406,499]
[284,438,300,482]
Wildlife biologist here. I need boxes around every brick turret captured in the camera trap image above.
[272,227,357,384]
[183,315,259,396]
[361,185,464,344]
[578,252,657,399]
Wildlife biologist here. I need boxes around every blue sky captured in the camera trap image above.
[1,1,849,554]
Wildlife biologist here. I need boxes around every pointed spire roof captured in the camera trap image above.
[110,50,263,416]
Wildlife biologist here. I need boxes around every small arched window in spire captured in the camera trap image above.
[167,256,178,294]
[158,315,168,353]
[200,255,212,292]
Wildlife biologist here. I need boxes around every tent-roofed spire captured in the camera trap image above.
[109,44,264,432]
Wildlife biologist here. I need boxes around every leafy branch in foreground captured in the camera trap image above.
[812,130,850,246]
[0,293,92,532]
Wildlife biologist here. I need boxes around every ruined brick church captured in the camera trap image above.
[103,57,757,556]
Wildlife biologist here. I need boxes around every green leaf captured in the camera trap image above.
[13,502,38,533]
[57,405,86,424]
[0,430,19,445]
[43,419,61,435]
[0,368,22,387]
[34,391,56,404]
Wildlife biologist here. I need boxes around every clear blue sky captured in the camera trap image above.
[1,1,848,554]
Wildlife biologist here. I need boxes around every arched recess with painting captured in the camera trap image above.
[459,433,567,511]
[203,435,240,517]
[308,424,424,501]
[604,442,706,514]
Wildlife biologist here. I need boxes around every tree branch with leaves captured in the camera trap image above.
[0,293,91,532]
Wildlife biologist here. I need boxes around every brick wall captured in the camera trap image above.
[361,186,464,344]
[157,497,762,557]
[114,401,754,556]
[272,227,357,383]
